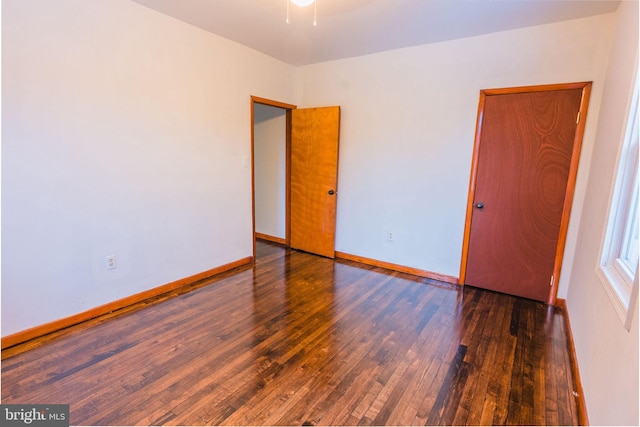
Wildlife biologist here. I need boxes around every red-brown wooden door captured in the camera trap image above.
[462,84,590,302]
[290,106,341,258]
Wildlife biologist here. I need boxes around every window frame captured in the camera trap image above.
[597,70,640,331]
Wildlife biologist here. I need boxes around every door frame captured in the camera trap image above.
[458,82,592,304]
[250,96,297,259]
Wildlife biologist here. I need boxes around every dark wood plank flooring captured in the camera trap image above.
[1,241,581,425]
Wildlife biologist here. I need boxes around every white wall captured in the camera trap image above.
[298,14,614,291]
[1,0,296,336]
[565,1,639,425]
[254,104,287,239]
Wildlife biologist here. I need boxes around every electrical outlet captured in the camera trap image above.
[105,255,117,270]
[386,230,394,241]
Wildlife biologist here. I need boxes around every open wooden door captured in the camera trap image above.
[460,83,591,303]
[290,106,341,258]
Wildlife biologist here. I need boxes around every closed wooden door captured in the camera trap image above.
[290,106,341,258]
[462,84,590,302]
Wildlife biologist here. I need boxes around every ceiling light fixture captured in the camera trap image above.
[286,0,317,26]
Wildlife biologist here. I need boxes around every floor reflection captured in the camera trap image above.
[250,244,337,400]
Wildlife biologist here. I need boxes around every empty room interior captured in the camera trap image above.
[1,0,638,425]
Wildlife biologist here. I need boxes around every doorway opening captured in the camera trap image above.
[250,96,342,260]
[251,96,296,258]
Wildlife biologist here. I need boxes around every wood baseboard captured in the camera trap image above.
[1,256,253,351]
[255,233,287,245]
[556,298,589,425]
[335,251,459,284]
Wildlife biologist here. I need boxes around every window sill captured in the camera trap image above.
[596,264,636,330]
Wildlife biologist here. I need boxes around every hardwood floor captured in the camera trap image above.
[1,241,581,426]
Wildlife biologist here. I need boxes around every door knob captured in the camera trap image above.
[474,202,484,209]
[328,190,335,196]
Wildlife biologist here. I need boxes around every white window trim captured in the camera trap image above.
[597,68,640,331]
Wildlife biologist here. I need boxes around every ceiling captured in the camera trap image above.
[131,0,621,66]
